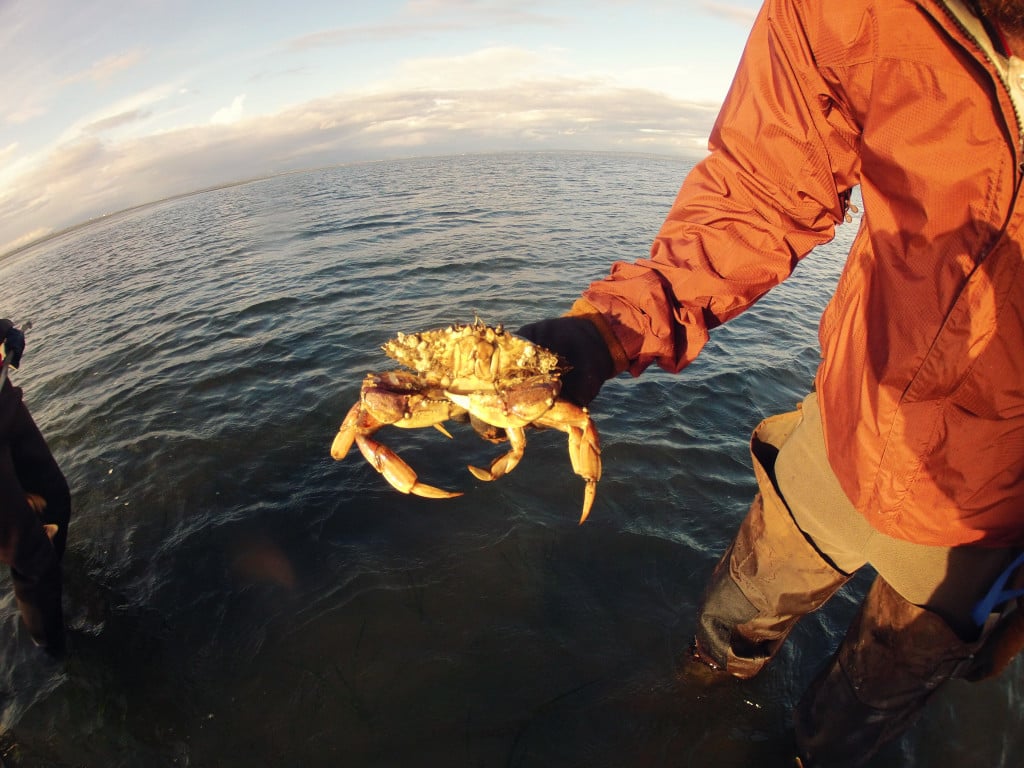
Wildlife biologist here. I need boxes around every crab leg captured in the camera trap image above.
[332,401,462,498]
[467,426,526,482]
[356,434,462,499]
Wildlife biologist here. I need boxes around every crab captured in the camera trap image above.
[330,320,602,523]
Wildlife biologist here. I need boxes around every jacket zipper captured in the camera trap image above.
[931,0,1024,169]
[895,2,1024,409]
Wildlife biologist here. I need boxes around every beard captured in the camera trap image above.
[977,0,1024,34]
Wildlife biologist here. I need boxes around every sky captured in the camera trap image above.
[0,0,761,257]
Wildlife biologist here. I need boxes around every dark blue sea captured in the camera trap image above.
[0,152,1020,767]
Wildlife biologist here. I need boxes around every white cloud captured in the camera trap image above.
[64,49,145,85]
[5,103,47,126]
[375,46,568,92]
[0,142,18,164]
[0,64,718,257]
[699,2,758,25]
[56,81,183,144]
[83,109,153,135]
[287,0,564,50]
[211,94,247,125]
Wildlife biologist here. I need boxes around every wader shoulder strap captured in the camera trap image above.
[972,551,1024,626]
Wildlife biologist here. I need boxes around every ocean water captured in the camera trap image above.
[0,151,1020,767]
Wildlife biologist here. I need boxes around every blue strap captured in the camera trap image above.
[972,551,1024,627]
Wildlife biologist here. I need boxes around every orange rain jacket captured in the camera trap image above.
[574,0,1024,548]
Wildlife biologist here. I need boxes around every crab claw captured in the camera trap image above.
[356,434,462,499]
[567,419,601,524]
[534,402,602,524]
[580,482,596,525]
[331,403,369,460]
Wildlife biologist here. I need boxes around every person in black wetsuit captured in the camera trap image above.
[0,319,70,658]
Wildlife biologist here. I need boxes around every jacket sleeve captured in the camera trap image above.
[578,0,863,376]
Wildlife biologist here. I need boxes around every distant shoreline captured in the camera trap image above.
[0,149,699,264]
[0,170,298,265]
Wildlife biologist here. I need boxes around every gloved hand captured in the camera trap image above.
[0,319,26,369]
[516,316,615,407]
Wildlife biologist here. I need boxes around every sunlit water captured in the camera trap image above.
[0,152,1020,766]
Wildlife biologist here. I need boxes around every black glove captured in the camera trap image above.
[1,319,25,368]
[516,316,615,407]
